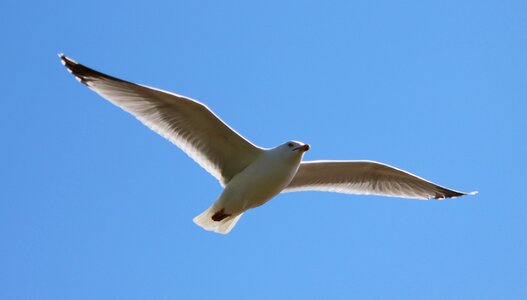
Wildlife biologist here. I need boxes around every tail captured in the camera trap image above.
[193,206,243,235]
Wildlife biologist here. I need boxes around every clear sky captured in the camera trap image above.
[1,0,526,299]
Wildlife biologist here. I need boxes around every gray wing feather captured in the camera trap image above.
[284,160,475,200]
[60,54,262,186]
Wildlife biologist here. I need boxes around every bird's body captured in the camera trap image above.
[60,54,477,234]
[222,144,306,212]
[194,143,307,232]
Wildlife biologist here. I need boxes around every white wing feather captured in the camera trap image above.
[284,160,476,200]
[60,55,262,186]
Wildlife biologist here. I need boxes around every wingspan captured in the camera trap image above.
[60,54,263,186]
[283,160,476,199]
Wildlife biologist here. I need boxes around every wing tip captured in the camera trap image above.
[58,53,77,66]
[58,54,133,87]
[58,53,89,84]
[431,189,478,200]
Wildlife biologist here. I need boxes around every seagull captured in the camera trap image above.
[60,54,476,234]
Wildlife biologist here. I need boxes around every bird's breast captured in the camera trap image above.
[222,153,301,210]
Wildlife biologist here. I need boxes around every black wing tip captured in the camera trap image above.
[58,53,78,68]
[58,53,130,86]
[58,53,92,85]
[433,190,478,200]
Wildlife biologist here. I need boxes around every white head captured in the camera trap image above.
[272,140,310,159]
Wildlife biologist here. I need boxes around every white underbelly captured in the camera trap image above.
[219,155,301,213]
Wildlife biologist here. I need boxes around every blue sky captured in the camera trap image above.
[1,0,526,299]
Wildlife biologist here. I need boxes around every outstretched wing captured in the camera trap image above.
[60,54,262,186]
[284,160,476,199]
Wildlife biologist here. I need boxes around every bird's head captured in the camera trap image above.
[282,140,310,154]
[269,141,310,162]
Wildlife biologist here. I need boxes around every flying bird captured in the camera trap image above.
[60,54,476,234]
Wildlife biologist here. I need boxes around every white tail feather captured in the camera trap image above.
[193,206,243,234]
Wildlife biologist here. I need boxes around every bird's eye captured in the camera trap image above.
[287,143,294,147]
